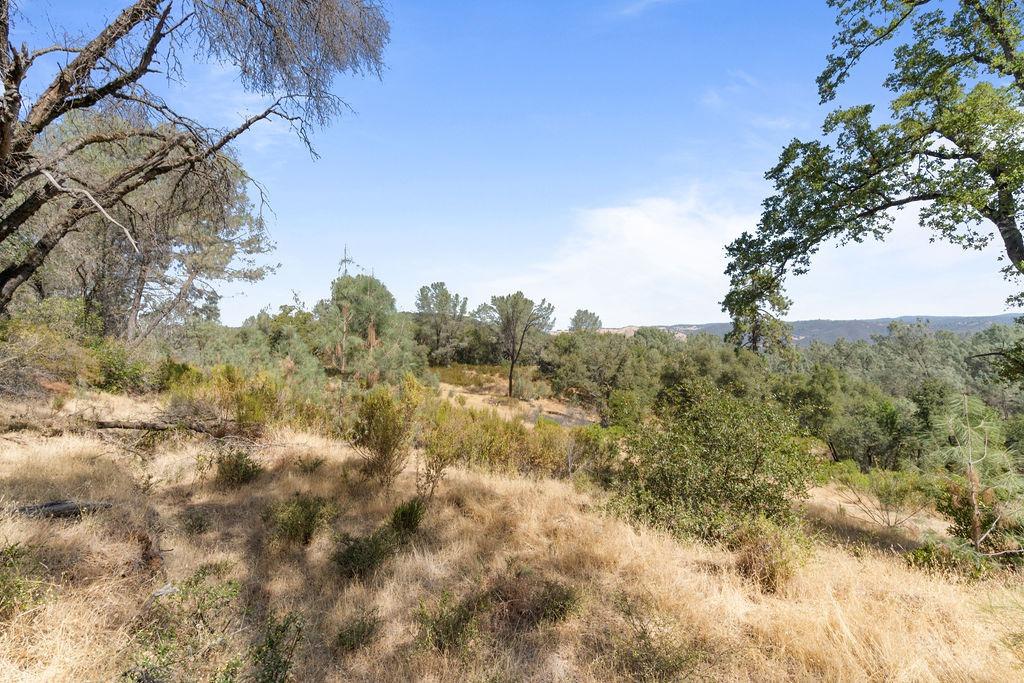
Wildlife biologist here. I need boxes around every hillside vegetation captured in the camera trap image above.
[1,390,1021,682]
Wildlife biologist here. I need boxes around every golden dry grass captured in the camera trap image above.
[1,397,1022,681]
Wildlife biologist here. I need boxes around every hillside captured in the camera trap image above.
[596,313,1019,346]
[1,391,1022,681]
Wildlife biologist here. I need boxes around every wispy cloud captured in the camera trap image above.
[472,188,1016,328]
[617,0,684,17]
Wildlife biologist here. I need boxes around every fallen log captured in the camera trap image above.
[16,499,113,518]
[92,419,227,437]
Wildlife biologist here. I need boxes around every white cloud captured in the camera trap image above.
[617,0,683,17]
[475,188,750,327]
[474,188,1017,328]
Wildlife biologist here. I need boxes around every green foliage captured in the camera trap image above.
[352,386,415,489]
[0,543,47,622]
[486,567,579,632]
[214,450,263,488]
[180,509,211,536]
[249,613,302,683]
[727,0,1024,311]
[333,499,425,579]
[415,282,468,366]
[906,540,994,580]
[334,607,381,655]
[722,270,792,356]
[828,461,931,530]
[613,382,816,540]
[477,291,555,397]
[390,497,426,538]
[332,528,399,581]
[415,590,481,654]
[568,424,623,483]
[123,563,242,682]
[91,339,147,393]
[569,309,602,332]
[264,495,337,546]
[604,389,648,429]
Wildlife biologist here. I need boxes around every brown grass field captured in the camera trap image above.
[1,392,1023,681]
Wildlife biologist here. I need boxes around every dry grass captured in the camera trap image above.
[1,396,1022,681]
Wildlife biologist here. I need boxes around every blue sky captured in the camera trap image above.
[17,0,1016,326]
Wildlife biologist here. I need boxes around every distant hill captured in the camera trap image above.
[599,314,1019,346]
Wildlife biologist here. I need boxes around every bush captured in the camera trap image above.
[604,389,648,429]
[168,364,281,434]
[335,607,381,655]
[332,528,399,580]
[829,462,931,530]
[613,382,816,540]
[123,563,241,681]
[352,386,415,489]
[605,594,709,682]
[486,567,579,633]
[87,339,147,393]
[416,591,482,654]
[906,540,994,579]
[180,509,210,536]
[731,517,807,593]
[264,495,337,546]
[214,450,263,488]
[249,613,302,683]
[569,424,623,483]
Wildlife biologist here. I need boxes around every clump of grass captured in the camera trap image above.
[180,508,210,536]
[390,497,425,538]
[334,607,382,655]
[486,566,579,632]
[265,494,337,546]
[730,517,807,593]
[332,528,399,580]
[0,542,47,622]
[416,590,483,655]
[214,449,263,488]
[294,455,325,474]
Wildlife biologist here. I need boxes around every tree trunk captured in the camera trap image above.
[507,358,515,398]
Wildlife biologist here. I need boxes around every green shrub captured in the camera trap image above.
[332,528,399,580]
[265,495,337,546]
[294,455,326,474]
[123,563,241,681]
[730,517,807,593]
[604,389,649,429]
[154,357,201,392]
[214,450,263,488]
[612,382,815,540]
[829,461,931,530]
[569,424,623,484]
[416,591,482,654]
[249,613,302,683]
[91,339,147,393]
[906,540,994,579]
[334,607,381,655]
[352,386,414,489]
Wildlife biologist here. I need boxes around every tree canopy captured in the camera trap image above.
[726,0,1024,311]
